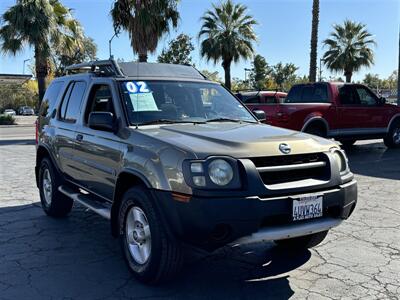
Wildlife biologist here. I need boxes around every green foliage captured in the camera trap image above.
[157,34,194,65]
[198,0,257,90]
[111,0,179,62]
[271,62,299,91]
[323,20,376,82]
[0,115,15,125]
[362,71,398,90]
[52,36,97,76]
[0,0,86,102]
[249,54,271,89]
[0,82,38,111]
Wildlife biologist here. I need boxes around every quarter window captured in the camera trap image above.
[59,81,87,122]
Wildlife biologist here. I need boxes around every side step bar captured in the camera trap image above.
[58,186,111,220]
[230,217,342,246]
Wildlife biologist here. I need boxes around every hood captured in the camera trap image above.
[134,123,338,159]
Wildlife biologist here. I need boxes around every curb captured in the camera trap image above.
[0,124,35,128]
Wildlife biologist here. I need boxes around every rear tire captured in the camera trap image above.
[339,139,356,148]
[119,186,183,284]
[384,120,400,148]
[38,157,73,217]
[274,230,329,250]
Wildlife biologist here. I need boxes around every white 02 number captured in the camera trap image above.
[126,81,150,93]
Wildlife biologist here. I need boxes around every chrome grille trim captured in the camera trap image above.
[257,161,326,173]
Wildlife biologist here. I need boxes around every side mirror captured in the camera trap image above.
[252,110,266,122]
[378,97,386,105]
[88,112,115,132]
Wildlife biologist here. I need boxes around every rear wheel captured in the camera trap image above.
[38,157,73,217]
[384,120,400,148]
[338,139,356,148]
[119,186,183,284]
[274,230,329,250]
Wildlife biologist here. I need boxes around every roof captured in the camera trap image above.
[238,90,287,96]
[64,59,206,81]
[0,74,32,85]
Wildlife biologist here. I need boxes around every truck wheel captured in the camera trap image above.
[304,125,326,138]
[384,120,400,148]
[274,230,328,250]
[119,186,182,284]
[339,139,356,148]
[38,157,73,217]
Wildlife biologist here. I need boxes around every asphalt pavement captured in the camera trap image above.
[0,126,399,300]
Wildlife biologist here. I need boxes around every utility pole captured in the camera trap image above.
[319,58,323,81]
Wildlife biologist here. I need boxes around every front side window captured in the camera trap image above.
[120,81,257,125]
[355,87,377,106]
[85,84,115,124]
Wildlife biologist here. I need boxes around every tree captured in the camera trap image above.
[52,36,97,76]
[323,20,376,83]
[157,34,194,65]
[271,62,299,91]
[309,0,319,82]
[363,73,381,90]
[111,0,179,62]
[198,0,257,90]
[0,0,84,102]
[249,54,271,89]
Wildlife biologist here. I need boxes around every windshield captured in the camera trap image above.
[120,81,257,125]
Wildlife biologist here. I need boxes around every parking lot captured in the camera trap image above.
[0,126,399,299]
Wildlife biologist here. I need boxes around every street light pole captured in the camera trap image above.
[22,58,30,74]
[109,31,119,59]
[244,68,252,88]
[319,58,323,82]
[397,25,400,106]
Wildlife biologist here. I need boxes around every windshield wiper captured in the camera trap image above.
[205,118,256,124]
[138,119,205,126]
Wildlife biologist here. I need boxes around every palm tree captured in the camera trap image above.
[111,0,179,62]
[308,0,319,82]
[198,0,257,90]
[323,20,376,83]
[0,0,84,102]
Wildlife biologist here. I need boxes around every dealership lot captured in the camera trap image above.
[0,128,399,299]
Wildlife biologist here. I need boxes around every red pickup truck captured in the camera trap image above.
[240,83,400,148]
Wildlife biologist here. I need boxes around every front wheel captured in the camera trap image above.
[384,120,400,148]
[274,230,329,250]
[119,186,182,284]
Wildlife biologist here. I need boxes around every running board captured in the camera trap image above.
[230,217,342,246]
[58,186,111,220]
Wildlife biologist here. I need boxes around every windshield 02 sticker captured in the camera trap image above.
[125,81,151,94]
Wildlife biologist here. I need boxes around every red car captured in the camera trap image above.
[240,83,400,148]
[236,91,287,126]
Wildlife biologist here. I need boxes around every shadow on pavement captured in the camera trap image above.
[345,142,400,181]
[0,139,35,146]
[0,202,311,299]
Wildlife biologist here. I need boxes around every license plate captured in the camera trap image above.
[292,195,323,221]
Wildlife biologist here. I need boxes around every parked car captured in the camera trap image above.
[36,60,357,284]
[3,109,16,116]
[260,82,400,148]
[19,106,35,115]
[236,91,287,126]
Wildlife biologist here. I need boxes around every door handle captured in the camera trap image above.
[76,134,83,141]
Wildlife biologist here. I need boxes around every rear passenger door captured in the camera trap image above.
[54,81,87,180]
[73,80,124,200]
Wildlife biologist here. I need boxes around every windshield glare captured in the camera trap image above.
[120,81,256,125]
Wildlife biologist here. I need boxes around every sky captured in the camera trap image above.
[0,0,399,82]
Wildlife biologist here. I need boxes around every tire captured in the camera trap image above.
[338,139,356,148]
[384,120,400,148]
[274,230,329,250]
[38,157,73,217]
[304,125,326,138]
[118,186,182,284]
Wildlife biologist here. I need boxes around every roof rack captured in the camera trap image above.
[64,59,125,77]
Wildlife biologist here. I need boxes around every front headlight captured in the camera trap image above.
[208,159,234,186]
[331,149,348,173]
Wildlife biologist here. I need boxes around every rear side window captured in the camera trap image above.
[40,81,63,117]
[285,84,329,103]
[241,95,262,104]
[59,81,87,122]
[265,96,276,104]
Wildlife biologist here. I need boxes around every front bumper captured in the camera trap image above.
[153,179,357,251]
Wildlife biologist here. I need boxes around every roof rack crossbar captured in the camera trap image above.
[64,59,125,77]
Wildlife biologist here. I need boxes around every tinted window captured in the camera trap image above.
[339,85,359,105]
[265,96,276,104]
[40,81,63,117]
[59,81,86,122]
[355,87,377,106]
[241,95,262,104]
[285,84,329,103]
[85,85,115,124]
[285,85,302,103]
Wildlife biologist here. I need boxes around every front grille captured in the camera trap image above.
[250,153,330,186]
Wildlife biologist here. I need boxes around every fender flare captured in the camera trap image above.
[387,113,400,132]
[301,116,330,133]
